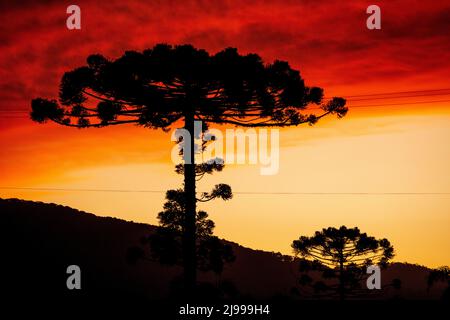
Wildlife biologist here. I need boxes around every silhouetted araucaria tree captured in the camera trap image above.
[427,266,450,300]
[31,44,348,293]
[127,183,235,286]
[292,226,395,300]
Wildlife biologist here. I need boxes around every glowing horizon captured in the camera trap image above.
[1,0,449,269]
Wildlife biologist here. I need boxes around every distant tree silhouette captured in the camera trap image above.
[427,266,450,300]
[127,186,235,293]
[292,226,395,300]
[31,44,347,292]
[151,186,234,272]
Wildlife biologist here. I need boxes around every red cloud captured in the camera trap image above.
[1,0,449,127]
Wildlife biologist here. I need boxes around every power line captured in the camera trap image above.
[2,88,450,114]
[0,187,162,193]
[325,88,450,99]
[3,98,450,117]
[306,99,450,111]
[2,97,449,120]
[0,187,449,195]
[349,99,450,108]
[340,91,450,102]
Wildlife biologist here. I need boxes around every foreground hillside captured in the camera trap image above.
[1,198,446,305]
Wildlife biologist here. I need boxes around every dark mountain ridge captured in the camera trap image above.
[1,198,447,305]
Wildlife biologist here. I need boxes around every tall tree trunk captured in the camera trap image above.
[183,110,197,295]
[339,255,344,301]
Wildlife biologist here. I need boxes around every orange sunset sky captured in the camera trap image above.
[1,0,449,268]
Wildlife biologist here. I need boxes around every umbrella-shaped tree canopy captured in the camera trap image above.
[31,44,347,129]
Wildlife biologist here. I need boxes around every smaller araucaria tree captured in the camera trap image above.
[427,266,450,300]
[292,226,395,300]
[127,159,235,292]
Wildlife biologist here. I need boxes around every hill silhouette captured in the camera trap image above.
[1,198,446,306]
